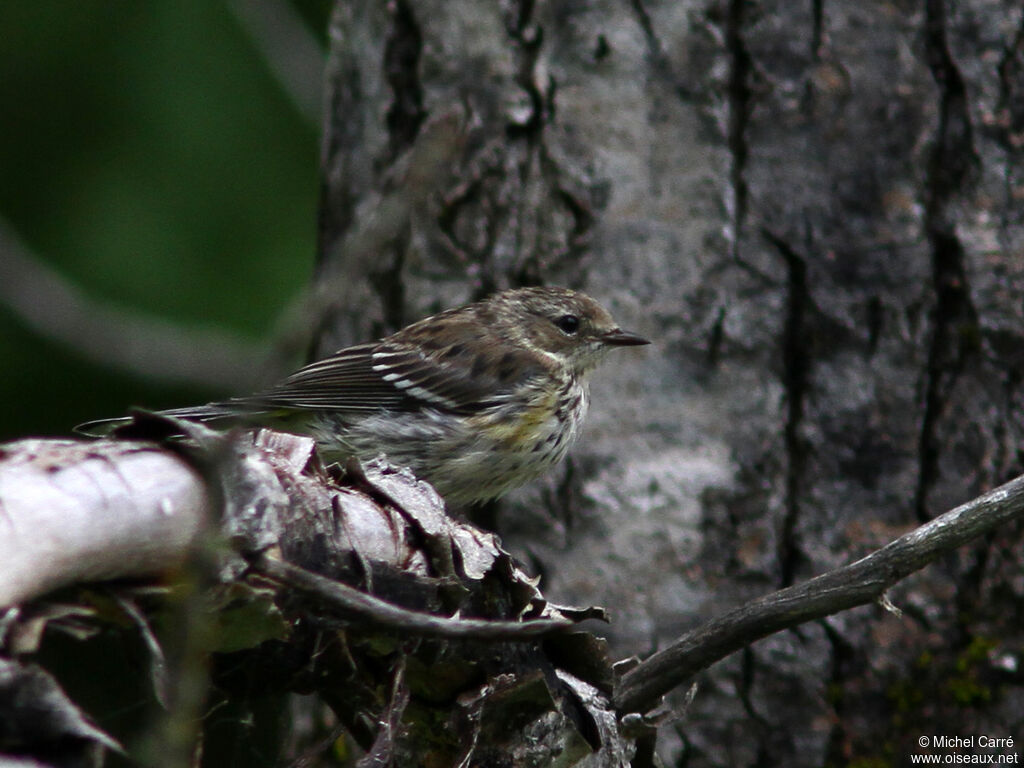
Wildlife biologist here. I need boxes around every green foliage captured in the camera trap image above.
[0,1,330,441]
[945,635,996,706]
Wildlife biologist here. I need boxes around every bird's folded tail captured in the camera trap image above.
[74,403,251,437]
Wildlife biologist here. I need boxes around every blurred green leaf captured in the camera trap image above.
[0,1,331,440]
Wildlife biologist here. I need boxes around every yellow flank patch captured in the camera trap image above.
[474,388,557,450]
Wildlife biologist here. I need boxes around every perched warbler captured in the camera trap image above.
[77,287,649,505]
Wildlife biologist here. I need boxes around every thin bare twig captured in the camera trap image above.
[614,473,1024,714]
[0,218,266,391]
[252,553,573,640]
[226,0,325,125]
[269,108,467,365]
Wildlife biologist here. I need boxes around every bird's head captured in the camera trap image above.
[489,287,649,375]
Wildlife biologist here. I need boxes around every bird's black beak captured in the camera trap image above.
[601,328,650,347]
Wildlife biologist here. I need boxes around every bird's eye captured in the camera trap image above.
[554,314,580,335]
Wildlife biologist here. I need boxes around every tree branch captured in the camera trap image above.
[226,0,324,125]
[0,439,209,607]
[0,427,591,640]
[0,217,265,391]
[615,473,1024,714]
[252,554,572,639]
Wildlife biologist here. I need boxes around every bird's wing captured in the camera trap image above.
[235,335,545,416]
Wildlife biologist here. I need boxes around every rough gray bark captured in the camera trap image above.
[5,430,1023,766]
[0,425,625,766]
[616,470,1024,714]
[5,1,1024,766]
[320,0,1024,764]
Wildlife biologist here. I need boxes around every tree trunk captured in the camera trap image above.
[4,2,1024,766]
[319,0,1024,763]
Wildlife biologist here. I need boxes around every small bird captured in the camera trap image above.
[78,287,649,505]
